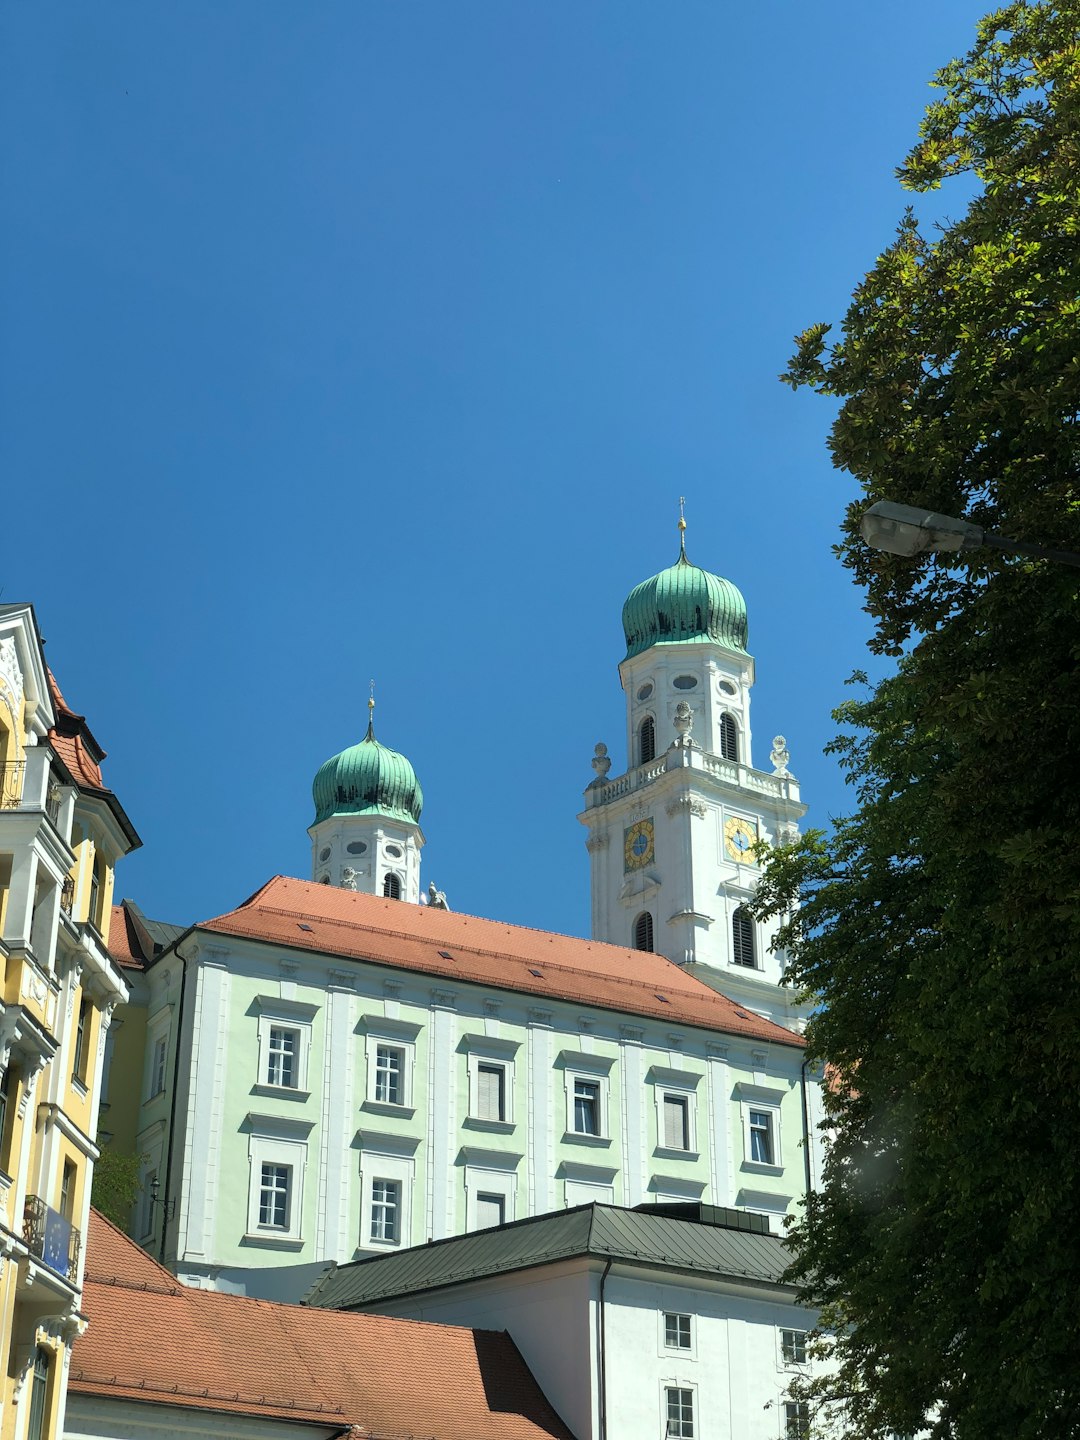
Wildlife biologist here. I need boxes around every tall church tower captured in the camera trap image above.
[579,521,808,1030]
[309,699,424,901]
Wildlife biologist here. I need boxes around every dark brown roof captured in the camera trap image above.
[72,1210,576,1439]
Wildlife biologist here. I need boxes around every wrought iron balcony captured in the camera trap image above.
[0,760,25,810]
[23,1195,80,1281]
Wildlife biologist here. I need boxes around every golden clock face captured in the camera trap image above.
[724,816,757,862]
[624,818,655,871]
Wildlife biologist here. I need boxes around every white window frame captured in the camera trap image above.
[374,1043,405,1105]
[150,1034,167,1097]
[662,1382,697,1439]
[650,1067,701,1158]
[369,1177,401,1243]
[258,1162,292,1230]
[245,1114,313,1248]
[476,1191,506,1228]
[462,1148,520,1231]
[359,1140,416,1250]
[254,997,318,1099]
[661,1311,694,1354]
[561,1161,617,1208]
[783,1399,810,1440]
[738,1086,785,1173]
[559,1051,615,1143]
[143,1011,172,1103]
[360,1016,422,1116]
[780,1327,809,1368]
[461,1034,520,1131]
[266,1025,300,1090]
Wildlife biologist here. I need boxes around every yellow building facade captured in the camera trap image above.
[0,605,137,1440]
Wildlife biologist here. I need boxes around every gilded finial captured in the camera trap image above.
[366,679,376,739]
[678,496,687,558]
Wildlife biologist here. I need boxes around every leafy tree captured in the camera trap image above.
[758,5,1080,1436]
[90,1147,142,1233]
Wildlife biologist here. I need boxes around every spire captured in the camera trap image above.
[366,679,376,740]
[678,496,688,561]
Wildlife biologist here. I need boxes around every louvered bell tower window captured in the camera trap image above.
[720,712,739,762]
[634,911,655,952]
[732,905,756,967]
[639,716,656,765]
[383,873,402,900]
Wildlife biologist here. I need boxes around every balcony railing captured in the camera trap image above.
[23,1195,80,1281]
[0,760,25,810]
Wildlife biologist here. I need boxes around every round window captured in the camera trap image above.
[319,846,332,862]
[385,844,403,859]
[637,683,654,701]
[673,675,698,690]
[718,680,737,696]
[346,841,368,856]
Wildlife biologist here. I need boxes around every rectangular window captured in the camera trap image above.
[267,1027,298,1089]
[73,996,90,1083]
[375,1045,403,1105]
[60,1160,76,1220]
[27,1348,50,1440]
[140,1169,157,1240]
[476,1192,505,1229]
[665,1386,694,1439]
[151,1036,167,1097]
[749,1108,774,1165]
[475,1062,505,1121]
[782,1329,808,1365]
[663,1094,690,1150]
[784,1401,810,1440]
[573,1078,601,1136]
[664,1312,692,1350]
[370,1178,401,1242]
[258,1163,291,1229]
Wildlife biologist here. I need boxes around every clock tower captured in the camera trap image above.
[579,521,808,1030]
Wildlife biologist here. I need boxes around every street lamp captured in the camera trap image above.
[859,500,1080,570]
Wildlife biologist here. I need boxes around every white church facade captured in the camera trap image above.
[105,534,822,1304]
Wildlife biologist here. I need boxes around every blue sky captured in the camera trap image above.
[3,2,981,936]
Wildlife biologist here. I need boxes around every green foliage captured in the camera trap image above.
[762,6,1080,1437]
[91,1147,142,1233]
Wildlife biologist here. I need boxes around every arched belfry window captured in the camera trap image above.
[732,906,756,968]
[383,873,402,900]
[634,911,655,952]
[639,716,656,765]
[720,713,739,763]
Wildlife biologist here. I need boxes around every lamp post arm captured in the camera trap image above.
[980,531,1080,570]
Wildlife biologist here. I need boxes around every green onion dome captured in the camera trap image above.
[312,717,423,826]
[622,543,749,660]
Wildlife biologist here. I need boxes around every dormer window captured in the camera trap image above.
[720,713,739,763]
[383,873,402,900]
[634,911,655,952]
[639,716,656,765]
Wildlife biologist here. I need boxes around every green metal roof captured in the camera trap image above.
[622,547,749,660]
[312,720,423,826]
[305,1203,791,1311]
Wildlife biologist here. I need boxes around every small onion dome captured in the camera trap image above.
[312,720,423,826]
[622,548,749,660]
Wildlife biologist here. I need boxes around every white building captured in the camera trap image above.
[306,1199,819,1440]
[103,533,821,1304]
[580,527,808,1031]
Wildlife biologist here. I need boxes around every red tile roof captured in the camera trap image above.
[45,668,107,791]
[106,904,145,971]
[73,1210,575,1439]
[197,875,802,1047]
[44,669,140,848]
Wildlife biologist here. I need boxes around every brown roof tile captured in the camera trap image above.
[73,1210,575,1439]
[106,904,145,971]
[197,875,802,1048]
